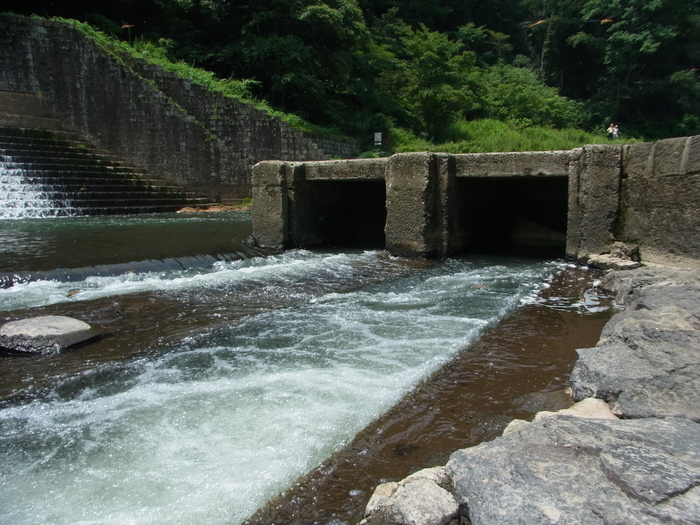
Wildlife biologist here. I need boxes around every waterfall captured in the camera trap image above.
[0,151,77,219]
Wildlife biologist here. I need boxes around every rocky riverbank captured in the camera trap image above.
[359,265,700,525]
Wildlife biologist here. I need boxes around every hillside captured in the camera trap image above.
[4,0,699,149]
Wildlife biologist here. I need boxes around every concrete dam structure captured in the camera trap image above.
[253,135,700,266]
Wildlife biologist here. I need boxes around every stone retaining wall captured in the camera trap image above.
[0,15,358,202]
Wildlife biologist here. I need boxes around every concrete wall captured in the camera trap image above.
[0,15,357,202]
[252,138,700,266]
[620,136,700,267]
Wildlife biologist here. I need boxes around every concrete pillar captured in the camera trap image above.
[621,136,700,266]
[566,145,622,260]
[252,161,289,250]
[385,153,444,257]
[436,154,462,256]
[286,163,327,247]
[565,148,583,259]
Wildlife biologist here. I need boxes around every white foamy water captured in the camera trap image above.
[0,250,374,311]
[0,252,562,524]
[0,160,75,219]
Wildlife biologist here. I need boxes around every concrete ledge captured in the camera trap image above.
[452,150,573,177]
[303,158,387,180]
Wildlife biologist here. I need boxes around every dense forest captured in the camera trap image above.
[5,0,700,149]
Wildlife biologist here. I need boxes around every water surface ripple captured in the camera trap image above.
[0,225,562,524]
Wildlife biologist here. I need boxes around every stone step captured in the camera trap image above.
[0,114,65,131]
[0,126,82,143]
[0,125,216,215]
[0,146,124,163]
[1,170,178,186]
[0,92,51,118]
[1,180,191,194]
[1,157,142,169]
[72,204,207,215]
[3,189,187,200]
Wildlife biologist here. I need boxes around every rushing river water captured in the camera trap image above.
[0,212,605,524]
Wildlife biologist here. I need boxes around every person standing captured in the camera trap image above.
[607,123,615,140]
[613,124,619,139]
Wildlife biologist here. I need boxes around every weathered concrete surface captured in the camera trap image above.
[385,153,441,257]
[251,161,290,250]
[0,315,96,355]
[303,158,387,181]
[359,266,700,524]
[452,150,572,177]
[253,135,700,263]
[567,144,622,259]
[621,136,700,267]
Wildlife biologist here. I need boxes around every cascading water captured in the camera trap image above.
[0,152,76,219]
[0,212,570,525]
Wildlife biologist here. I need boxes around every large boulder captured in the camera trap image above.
[571,267,700,420]
[447,415,700,525]
[0,315,96,355]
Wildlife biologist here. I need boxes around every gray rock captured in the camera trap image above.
[447,415,700,525]
[571,269,700,421]
[360,467,459,525]
[0,315,96,355]
[359,267,700,525]
[587,253,641,271]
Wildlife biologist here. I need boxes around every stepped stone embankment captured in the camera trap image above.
[0,14,357,203]
[0,126,211,215]
[359,265,700,525]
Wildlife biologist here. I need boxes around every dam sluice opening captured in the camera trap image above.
[289,175,570,258]
[455,175,569,257]
[295,179,387,249]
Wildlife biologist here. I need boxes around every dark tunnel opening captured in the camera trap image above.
[454,176,569,258]
[303,180,387,249]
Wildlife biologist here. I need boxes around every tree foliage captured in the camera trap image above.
[4,0,699,142]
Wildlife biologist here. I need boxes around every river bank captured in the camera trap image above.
[358,265,700,525]
[244,265,613,524]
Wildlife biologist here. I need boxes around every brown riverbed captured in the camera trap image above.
[244,266,613,525]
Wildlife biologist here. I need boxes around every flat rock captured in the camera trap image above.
[0,315,96,355]
[587,253,641,271]
[447,415,700,525]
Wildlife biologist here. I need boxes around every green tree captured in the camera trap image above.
[574,0,700,136]
[455,23,514,66]
[189,0,373,128]
[470,63,582,128]
[385,24,477,140]
[520,0,597,96]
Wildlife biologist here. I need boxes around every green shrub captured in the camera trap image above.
[389,119,636,154]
